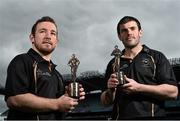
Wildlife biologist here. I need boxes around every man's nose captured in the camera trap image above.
[45,31,51,38]
[127,29,132,34]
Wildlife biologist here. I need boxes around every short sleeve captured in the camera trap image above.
[156,52,177,86]
[5,55,31,99]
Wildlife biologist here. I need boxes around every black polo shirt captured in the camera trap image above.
[104,45,177,119]
[5,48,64,120]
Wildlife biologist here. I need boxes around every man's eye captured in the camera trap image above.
[131,27,136,31]
[40,30,45,33]
[51,32,56,35]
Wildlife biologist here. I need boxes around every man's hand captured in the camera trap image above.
[122,75,141,94]
[100,73,118,106]
[65,83,85,100]
[56,95,78,112]
[78,84,85,100]
[107,73,119,90]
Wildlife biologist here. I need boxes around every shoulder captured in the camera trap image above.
[149,48,167,59]
[8,53,33,69]
[105,58,115,72]
[10,53,32,63]
[107,58,115,66]
[144,46,169,64]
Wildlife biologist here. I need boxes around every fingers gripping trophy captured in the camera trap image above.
[68,54,80,98]
[111,45,125,85]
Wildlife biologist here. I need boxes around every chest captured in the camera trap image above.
[120,54,156,84]
[33,62,62,97]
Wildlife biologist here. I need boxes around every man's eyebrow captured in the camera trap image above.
[38,28,56,32]
[121,26,137,30]
[39,28,46,31]
[130,26,136,28]
[51,30,57,32]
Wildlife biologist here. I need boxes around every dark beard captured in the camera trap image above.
[40,48,55,55]
[123,40,139,49]
[34,44,55,56]
[124,44,137,49]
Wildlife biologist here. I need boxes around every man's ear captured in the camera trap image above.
[54,37,59,47]
[118,34,122,41]
[139,29,143,37]
[29,34,34,43]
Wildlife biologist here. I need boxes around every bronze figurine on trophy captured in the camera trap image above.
[111,45,125,85]
[68,54,80,98]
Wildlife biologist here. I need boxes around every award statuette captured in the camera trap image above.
[68,54,80,98]
[111,45,125,85]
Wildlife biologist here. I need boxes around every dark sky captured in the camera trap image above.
[0,0,180,86]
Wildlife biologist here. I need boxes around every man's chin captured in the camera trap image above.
[40,48,54,55]
[125,44,137,49]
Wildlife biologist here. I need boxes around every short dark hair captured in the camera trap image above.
[117,16,141,35]
[31,16,58,36]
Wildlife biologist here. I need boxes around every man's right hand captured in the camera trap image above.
[107,73,119,90]
[56,95,78,112]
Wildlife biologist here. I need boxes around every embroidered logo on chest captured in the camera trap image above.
[141,58,151,67]
[37,68,51,77]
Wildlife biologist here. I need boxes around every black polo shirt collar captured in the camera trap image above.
[27,48,57,69]
[141,45,151,53]
[121,44,151,56]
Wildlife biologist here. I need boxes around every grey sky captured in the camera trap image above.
[0,0,180,86]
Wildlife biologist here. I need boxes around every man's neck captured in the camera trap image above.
[32,47,51,61]
[123,43,143,59]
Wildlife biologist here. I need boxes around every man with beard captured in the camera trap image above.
[101,16,178,120]
[5,16,85,120]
